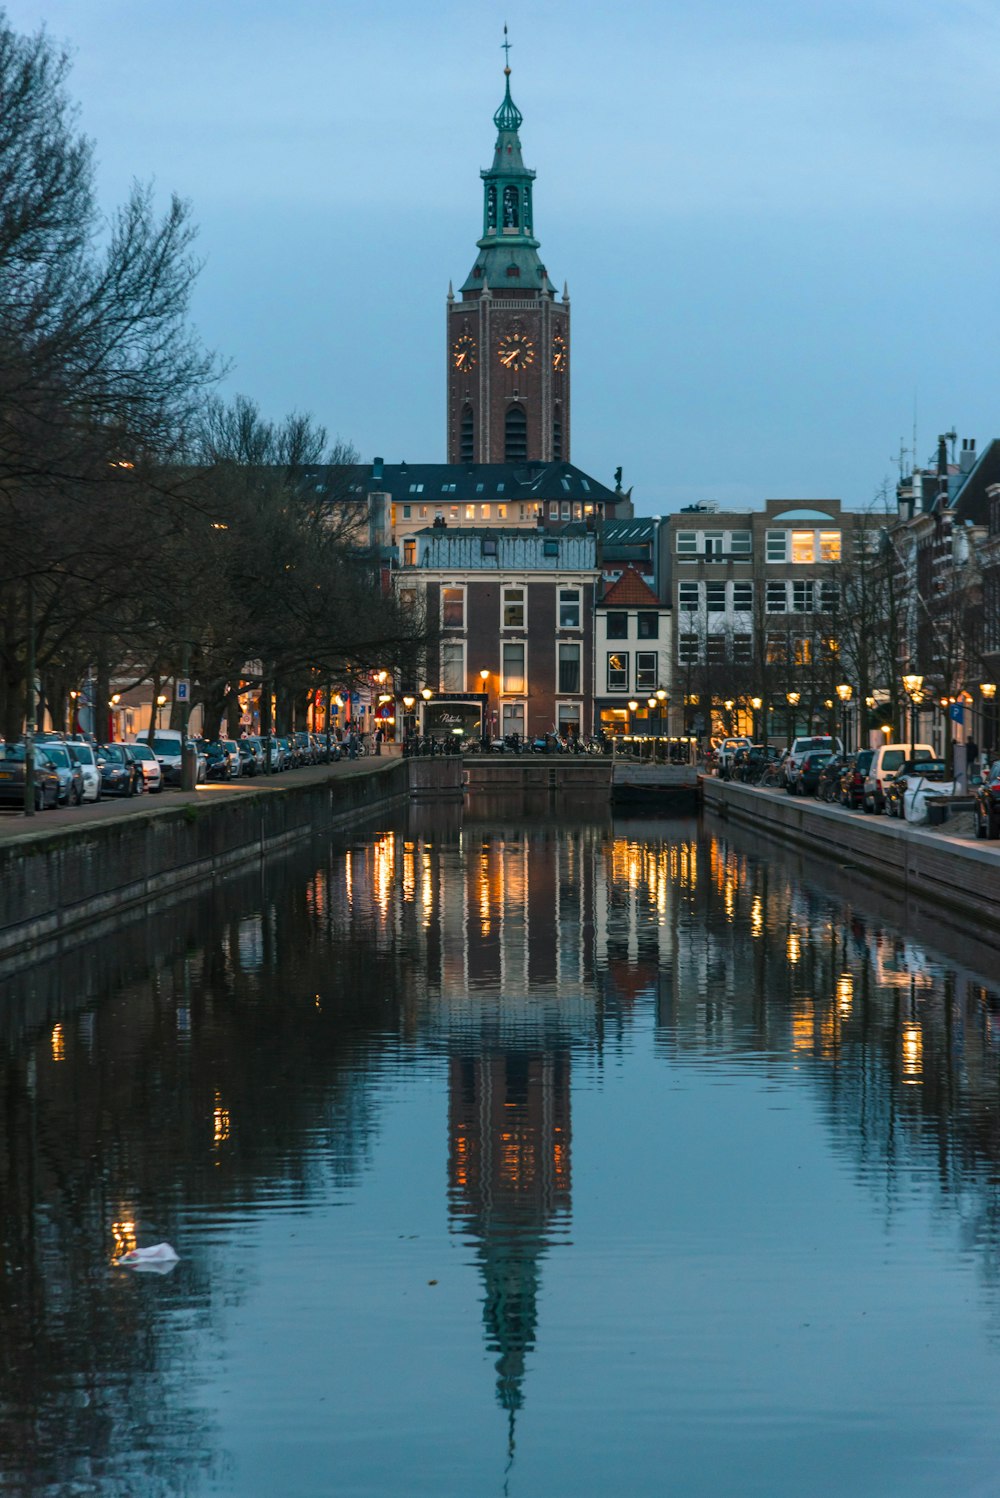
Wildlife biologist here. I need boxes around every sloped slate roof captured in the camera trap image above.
[317,461,619,506]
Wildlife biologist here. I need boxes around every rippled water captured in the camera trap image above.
[3,801,1000,1497]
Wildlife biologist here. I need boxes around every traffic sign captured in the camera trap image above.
[176,680,190,703]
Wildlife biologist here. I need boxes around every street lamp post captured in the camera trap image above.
[751,696,762,743]
[627,699,638,754]
[902,672,923,746]
[836,683,852,753]
[479,667,491,746]
[786,691,800,744]
[981,682,997,762]
[656,688,668,751]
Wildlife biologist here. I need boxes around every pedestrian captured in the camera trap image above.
[966,736,979,774]
[348,730,357,760]
[374,726,383,756]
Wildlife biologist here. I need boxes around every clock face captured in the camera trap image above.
[552,333,567,371]
[497,331,535,371]
[452,333,477,371]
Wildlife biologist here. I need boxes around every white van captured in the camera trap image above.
[862,743,935,814]
[131,730,185,786]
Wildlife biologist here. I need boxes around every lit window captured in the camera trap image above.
[502,642,525,693]
[481,504,491,519]
[420,506,428,518]
[502,586,525,628]
[497,504,506,519]
[819,530,841,562]
[403,540,416,566]
[466,504,476,520]
[450,505,459,519]
[766,631,787,664]
[607,652,628,692]
[793,635,813,666]
[791,530,815,564]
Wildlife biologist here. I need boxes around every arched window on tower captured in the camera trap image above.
[460,404,475,464]
[502,185,519,229]
[523,188,532,235]
[553,409,563,462]
[486,186,497,232]
[505,405,527,462]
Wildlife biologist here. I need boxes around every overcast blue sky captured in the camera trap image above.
[10,0,1000,514]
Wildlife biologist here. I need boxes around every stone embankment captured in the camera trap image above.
[0,755,462,964]
[702,777,1000,930]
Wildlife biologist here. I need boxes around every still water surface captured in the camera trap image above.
[3,802,1000,1496]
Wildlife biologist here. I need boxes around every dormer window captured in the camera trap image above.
[506,263,520,278]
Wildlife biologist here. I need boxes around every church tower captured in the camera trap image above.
[447,46,570,465]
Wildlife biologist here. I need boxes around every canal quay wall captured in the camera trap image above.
[0,757,463,965]
[702,778,1000,931]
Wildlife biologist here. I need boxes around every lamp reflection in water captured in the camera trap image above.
[901,1023,923,1084]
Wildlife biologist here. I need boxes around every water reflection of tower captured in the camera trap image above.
[448,1047,571,1421]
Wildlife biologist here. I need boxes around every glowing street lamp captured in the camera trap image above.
[902,672,924,744]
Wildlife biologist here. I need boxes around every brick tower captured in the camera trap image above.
[446,50,570,465]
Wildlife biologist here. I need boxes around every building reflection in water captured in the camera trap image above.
[7,801,1000,1492]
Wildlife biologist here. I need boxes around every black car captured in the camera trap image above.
[201,740,235,780]
[96,742,144,797]
[975,759,1000,838]
[0,743,61,810]
[837,749,874,809]
[791,750,835,796]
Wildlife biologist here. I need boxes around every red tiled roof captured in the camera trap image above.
[601,566,662,607]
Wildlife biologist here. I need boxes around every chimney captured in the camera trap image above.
[960,437,977,475]
[372,456,383,483]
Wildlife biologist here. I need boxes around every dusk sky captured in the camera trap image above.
[10,0,1000,514]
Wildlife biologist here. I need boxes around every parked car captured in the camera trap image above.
[66,740,101,802]
[782,736,843,790]
[885,758,952,821]
[235,740,258,776]
[862,743,935,814]
[201,740,236,781]
[791,750,836,797]
[0,743,61,810]
[96,743,144,798]
[837,749,874,809]
[37,738,85,805]
[128,740,164,793]
[815,753,848,802]
[716,736,753,779]
[293,731,315,766]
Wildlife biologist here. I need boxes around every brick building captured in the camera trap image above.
[396,526,600,743]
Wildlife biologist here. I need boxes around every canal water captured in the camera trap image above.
[3,800,1000,1497]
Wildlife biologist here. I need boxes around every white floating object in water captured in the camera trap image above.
[116,1242,180,1272]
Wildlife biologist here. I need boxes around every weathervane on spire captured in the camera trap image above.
[502,24,512,72]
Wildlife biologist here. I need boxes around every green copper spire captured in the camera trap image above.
[459,32,554,298]
[493,70,523,133]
